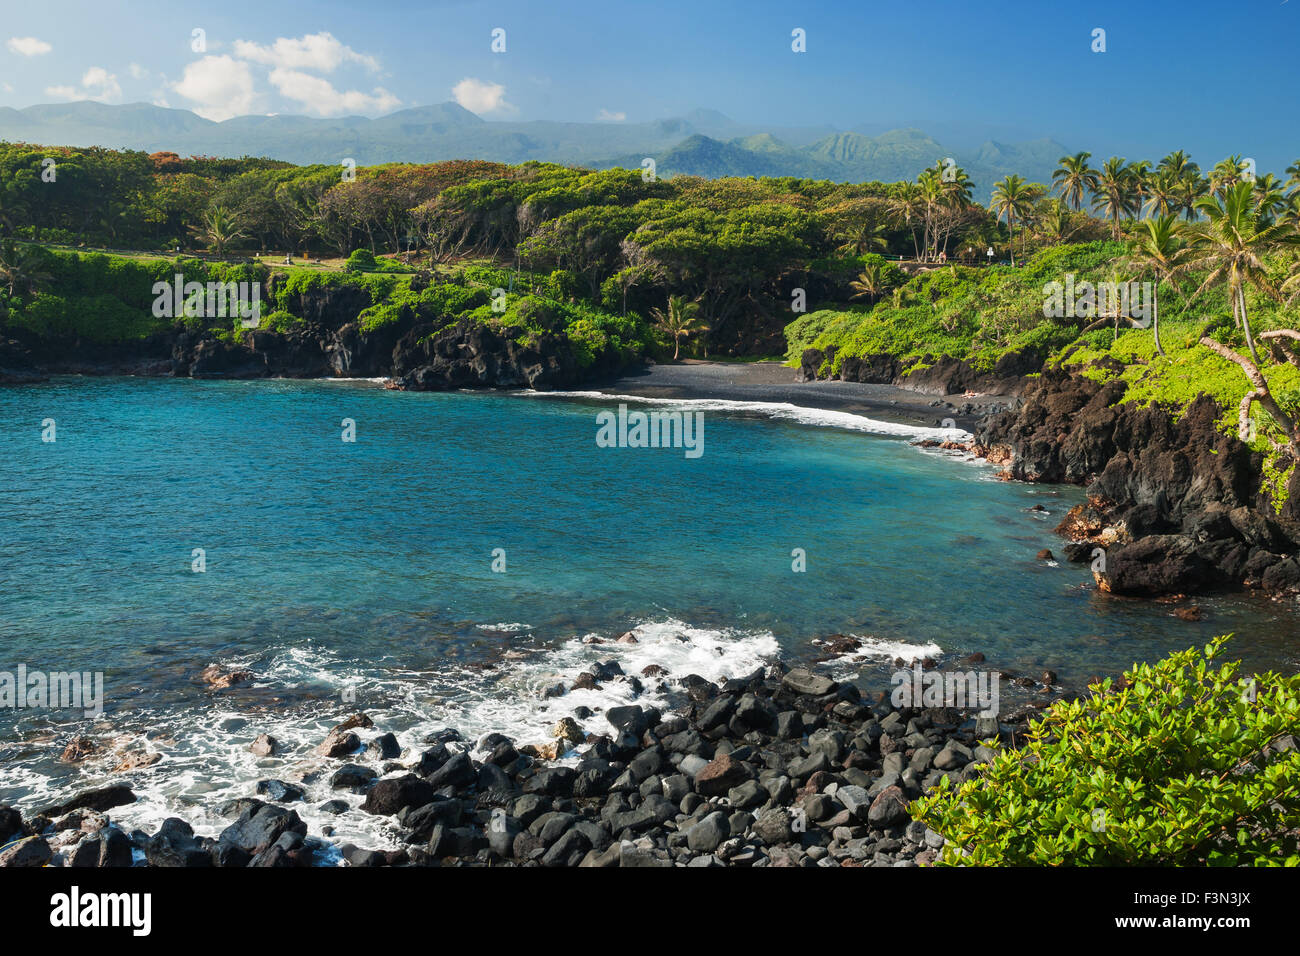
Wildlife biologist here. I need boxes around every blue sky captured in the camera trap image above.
[2,0,1297,172]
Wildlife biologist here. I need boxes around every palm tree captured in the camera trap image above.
[835,218,888,258]
[887,182,923,260]
[650,295,705,360]
[989,175,1040,266]
[1209,155,1247,198]
[0,241,52,297]
[1252,173,1289,225]
[1175,172,1208,221]
[1053,152,1098,212]
[849,262,888,304]
[1143,168,1179,218]
[1092,157,1137,239]
[188,206,246,256]
[1121,214,1187,357]
[1127,160,1153,218]
[1187,181,1298,363]
[1287,159,1300,196]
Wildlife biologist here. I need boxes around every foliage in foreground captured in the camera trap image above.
[912,636,1300,866]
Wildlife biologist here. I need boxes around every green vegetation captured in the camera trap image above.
[912,637,1300,866]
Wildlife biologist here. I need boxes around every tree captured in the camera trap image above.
[1052,151,1098,212]
[188,206,245,256]
[989,175,1041,266]
[0,240,52,297]
[1122,214,1187,356]
[650,295,705,359]
[849,262,887,304]
[1092,157,1137,239]
[1188,181,1297,363]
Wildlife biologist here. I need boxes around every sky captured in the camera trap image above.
[1,0,1297,171]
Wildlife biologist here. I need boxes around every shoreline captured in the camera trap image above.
[588,360,1019,432]
[1,645,1059,869]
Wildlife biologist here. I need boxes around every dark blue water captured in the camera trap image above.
[2,376,1297,843]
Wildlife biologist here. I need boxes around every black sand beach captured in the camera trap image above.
[597,361,1017,431]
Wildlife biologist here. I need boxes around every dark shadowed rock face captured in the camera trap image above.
[974,369,1300,597]
[799,346,1036,397]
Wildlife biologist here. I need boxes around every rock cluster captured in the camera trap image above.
[2,664,1039,868]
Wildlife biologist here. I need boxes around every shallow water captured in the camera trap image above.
[2,376,1297,847]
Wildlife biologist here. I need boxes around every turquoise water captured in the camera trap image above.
[2,376,1298,842]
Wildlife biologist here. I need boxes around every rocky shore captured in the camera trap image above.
[0,658,1056,869]
[965,369,1300,599]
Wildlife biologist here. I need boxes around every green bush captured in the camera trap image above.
[912,636,1300,866]
[344,248,377,272]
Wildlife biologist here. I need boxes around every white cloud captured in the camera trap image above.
[597,109,626,122]
[170,55,258,120]
[268,68,399,116]
[128,63,149,80]
[44,66,121,103]
[7,37,51,56]
[452,77,513,115]
[233,32,379,73]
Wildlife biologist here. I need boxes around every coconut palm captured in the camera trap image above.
[1187,181,1298,362]
[1252,173,1289,225]
[887,181,924,260]
[989,175,1040,266]
[1128,160,1153,218]
[1092,157,1137,239]
[650,295,705,360]
[0,241,53,297]
[1159,150,1199,180]
[1210,155,1248,198]
[188,206,246,256]
[1143,168,1180,218]
[1052,152,1098,212]
[1175,172,1208,221]
[849,262,888,304]
[1121,214,1187,357]
[835,218,888,258]
[1287,159,1300,196]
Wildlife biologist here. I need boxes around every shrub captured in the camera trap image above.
[344,248,377,272]
[912,636,1300,866]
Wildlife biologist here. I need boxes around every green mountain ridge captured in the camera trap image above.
[0,101,1067,196]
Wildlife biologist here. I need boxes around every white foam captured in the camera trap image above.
[11,619,780,853]
[520,390,971,442]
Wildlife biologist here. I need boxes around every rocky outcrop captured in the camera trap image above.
[973,369,1300,598]
[0,338,46,383]
[21,658,1053,868]
[3,286,638,390]
[799,346,1036,398]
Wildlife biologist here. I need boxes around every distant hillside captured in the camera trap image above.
[0,101,1069,198]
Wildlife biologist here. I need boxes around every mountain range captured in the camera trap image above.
[0,101,1071,198]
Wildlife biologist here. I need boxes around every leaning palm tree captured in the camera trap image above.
[989,175,1040,266]
[188,206,246,257]
[849,262,888,304]
[1186,181,1298,363]
[1092,157,1137,239]
[1052,151,1098,212]
[0,240,52,297]
[1121,214,1187,357]
[650,295,706,360]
